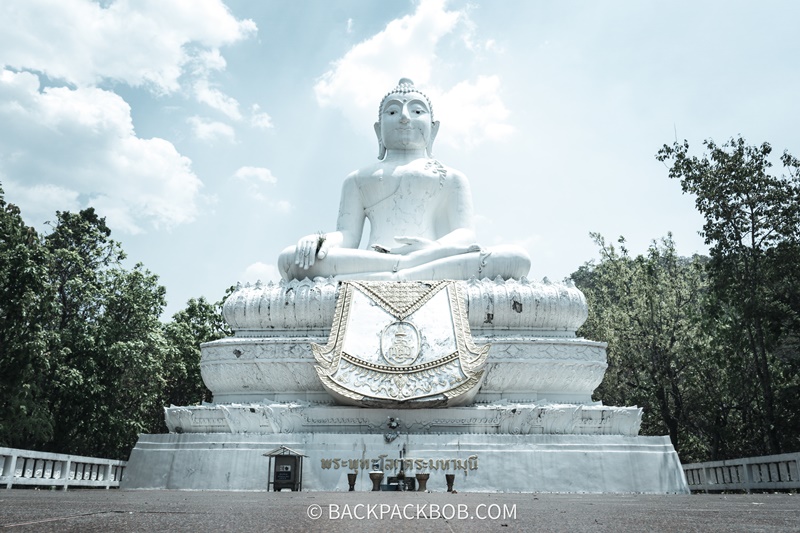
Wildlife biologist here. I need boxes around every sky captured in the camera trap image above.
[1,0,799,319]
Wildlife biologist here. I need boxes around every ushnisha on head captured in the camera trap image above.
[375,78,440,159]
[378,78,434,121]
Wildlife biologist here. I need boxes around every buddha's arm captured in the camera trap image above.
[330,175,365,249]
[293,175,365,270]
[441,170,477,244]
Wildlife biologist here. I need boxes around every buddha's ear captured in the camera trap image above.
[374,122,386,160]
[427,121,440,157]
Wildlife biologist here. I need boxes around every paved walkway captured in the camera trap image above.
[1,490,798,532]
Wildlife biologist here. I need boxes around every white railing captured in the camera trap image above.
[683,452,800,493]
[1,447,126,490]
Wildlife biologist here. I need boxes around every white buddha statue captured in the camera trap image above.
[279,78,531,281]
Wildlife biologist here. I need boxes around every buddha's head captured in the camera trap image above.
[375,78,440,159]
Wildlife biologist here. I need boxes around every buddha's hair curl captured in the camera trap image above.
[378,78,434,122]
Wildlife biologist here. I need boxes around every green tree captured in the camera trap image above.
[1,195,233,458]
[44,209,169,459]
[657,137,800,455]
[0,187,55,448]
[572,234,712,461]
[80,263,169,456]
[162,296,231,413]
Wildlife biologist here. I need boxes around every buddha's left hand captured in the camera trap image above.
[391,236,439,254]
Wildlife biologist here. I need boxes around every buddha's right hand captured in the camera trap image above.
[294,233,329,269]
[394,236,481,256]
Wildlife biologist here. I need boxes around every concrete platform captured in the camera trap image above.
[0,490,798,532]
[122,432,687,493]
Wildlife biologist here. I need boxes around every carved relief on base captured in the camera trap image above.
[312,281,489,408]
[164,402,643,437]
[202,278,606,405]
[200,334,607,404]
[221,277,589,336]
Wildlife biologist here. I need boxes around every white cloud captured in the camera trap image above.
[188,48,228,76]
[250,104,274,129]
[241,261,280,284]
[312,0,511,148]
[0,69,202,233]
[1,182,81,224]
[0,0,256,134]
[88,194,146,235]
[436,75,514,147]
[231,167,291,212]
[314,0,460,125]
[272,200,292,214]
[484,39,502,53]
[0,0,256,93]
[0,0,262,233]
[460,12,504,54]
[188,116,236,142]
[232,166,285,205]
[193,79,242,120]
[233,166,277,184]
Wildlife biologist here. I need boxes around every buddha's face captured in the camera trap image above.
[377,92,436,152]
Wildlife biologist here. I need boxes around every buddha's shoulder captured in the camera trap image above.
[430,161,468,187]
[346,159,468,183]
[439,163,466,180]
[347,161,411,183]
[348,162,384,180]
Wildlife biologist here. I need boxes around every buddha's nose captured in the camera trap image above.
[400,108,411,122]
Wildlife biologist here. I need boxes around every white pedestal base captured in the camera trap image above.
[122,432,688,493]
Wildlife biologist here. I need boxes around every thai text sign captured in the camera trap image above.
[320,454,478,472]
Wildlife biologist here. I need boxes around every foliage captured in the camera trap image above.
[0,187,56,448]
[657,137,800,456]
[162,296,231,414]
[572,234,713,461]
[42,209,169,458]
[0,194,231,460]
[573,138,799,462]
